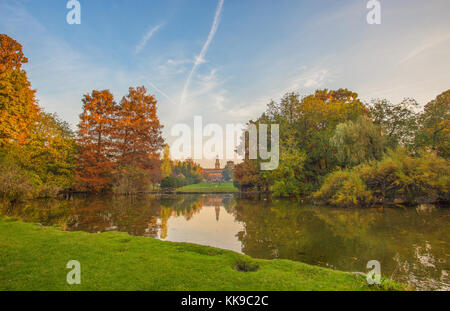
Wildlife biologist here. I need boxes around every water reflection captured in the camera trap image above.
[1,194,448,291]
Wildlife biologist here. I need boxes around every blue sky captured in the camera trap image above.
[1,0,450,152]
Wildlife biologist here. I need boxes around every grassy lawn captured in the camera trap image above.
[176,182,239,193]
[0,218,407,291]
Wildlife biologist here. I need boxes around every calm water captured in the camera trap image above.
[2,194,449,290]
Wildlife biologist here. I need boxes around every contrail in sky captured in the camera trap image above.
[146,80,177,105]
[179,0,224,107]
[135,24,163,55]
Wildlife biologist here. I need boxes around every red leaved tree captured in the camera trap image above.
[115,86,164,176]
[75,90,118,192]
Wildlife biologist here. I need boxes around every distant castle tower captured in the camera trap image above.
[215,157,220,169]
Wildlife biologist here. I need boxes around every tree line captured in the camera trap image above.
[0,34,164,201]
[160,145,204,189]
[1,33,448,206]
[233,89,449,206]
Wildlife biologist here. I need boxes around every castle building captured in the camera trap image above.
[203,158,234,182]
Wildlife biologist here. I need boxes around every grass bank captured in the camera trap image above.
[0,218,406,291]
[176,182,239,193]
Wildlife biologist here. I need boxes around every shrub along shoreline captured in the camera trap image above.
[0,218,407,291]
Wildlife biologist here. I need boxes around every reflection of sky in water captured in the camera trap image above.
[159,206,245,253]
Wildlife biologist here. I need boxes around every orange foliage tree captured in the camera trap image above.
[115,86,164,180]
[76,86,165,192]
[0,34,40,146]
[75,90,118,192]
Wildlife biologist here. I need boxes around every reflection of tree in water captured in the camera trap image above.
[232,199,359,268]
[2,195,164,237]
[232,199,449,290]
[66,195,163,236]
[159,195,204,238]
[1,199,73,226]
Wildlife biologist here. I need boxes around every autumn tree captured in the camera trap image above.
[115,86,164,169]
[0,35,76,199]
[161,144,172,178]
[233,159,266,191]
[0,34,40,146]
[106,86,165,193]
[75,90,118,192]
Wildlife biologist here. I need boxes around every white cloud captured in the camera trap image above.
[134,24,163,55]
[227,102,265,121]
[302,69,330,88]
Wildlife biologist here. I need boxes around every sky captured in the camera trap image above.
[1,0,449,165]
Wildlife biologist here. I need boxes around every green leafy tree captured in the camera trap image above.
[271,142,307,198]
[221,166,233,182]
[369,98,419,149]
[173,159,203,185]
[0,112,77,198]
[330,116,386,167]
[235,89,368,195]
[416,90,449,158]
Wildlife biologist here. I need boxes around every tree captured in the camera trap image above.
[75,90,118,192]
[173,159,203,185]
[330,116,386,167]
[19,112,76,195]
[161,144,172,178]
[115,86,164,169]
[416,90,449,158]
[0,35,77,198]
[221,166,232,182]
[233,159,271,192]
[235,89,368,195]
[271,141,307,197]
[0,34,40,146]
[0,34,28,74]
[160,176,185,189]
[369,98,419,149]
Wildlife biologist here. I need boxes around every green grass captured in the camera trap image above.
[176,182,239,193]
[0,218,407,291]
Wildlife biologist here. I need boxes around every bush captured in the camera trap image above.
[160,176,185,189]
[313,170,373,207]
[314,149,450,206]
[360,149,449,204]
[111,166,153,194]
[0,164,34,202]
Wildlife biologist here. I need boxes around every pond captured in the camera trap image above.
[1,193,449,291]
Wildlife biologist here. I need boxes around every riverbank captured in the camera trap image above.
[176,182,239,193]
[0,218,406,291]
